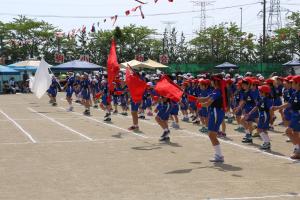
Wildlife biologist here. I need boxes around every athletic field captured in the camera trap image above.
[0,93,299,200]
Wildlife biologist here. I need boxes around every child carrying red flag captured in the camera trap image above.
[155,75,184,142]
[125,66,147,131]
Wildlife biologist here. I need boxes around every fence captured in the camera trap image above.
[164,63,287,77]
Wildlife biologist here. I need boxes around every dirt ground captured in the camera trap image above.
[0,93,299,200]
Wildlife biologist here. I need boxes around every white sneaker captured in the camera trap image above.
[67,106,74,112]
[209,154,224,163]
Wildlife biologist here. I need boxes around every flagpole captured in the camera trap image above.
[48,67,63,89]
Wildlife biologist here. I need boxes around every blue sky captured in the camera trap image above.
[0,0,299,40]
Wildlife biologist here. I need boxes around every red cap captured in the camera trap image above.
[183,81,189,86]
[258,85,271,93]
[211,74,223,81]
[226,79,233,85]
[251,79,260,85]
[204,79,211,85]
[265,79,274,84]
[292,75,300,83]
[199,79,205,84]
[152,96,159,101]
[237,80,243,87]
[284,75,294,82]
[242,77,253,84]
[114,91,123,96]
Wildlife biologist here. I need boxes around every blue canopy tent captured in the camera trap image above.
[0,65,21,93]
[51,60,102,71]
[283,60,300,75]
[282,60,300,67]
[215,62,239,70]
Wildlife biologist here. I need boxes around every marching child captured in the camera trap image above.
[155,97,173,142]
[246,85,273,150]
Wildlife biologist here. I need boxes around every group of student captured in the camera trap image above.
[46,70,300,163]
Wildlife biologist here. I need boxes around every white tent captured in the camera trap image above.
[120,59,168,69]
[120,60,149,69]
[143,59,168,69]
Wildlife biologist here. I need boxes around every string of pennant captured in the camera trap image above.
[62,0,173,38]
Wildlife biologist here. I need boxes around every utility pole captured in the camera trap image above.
[262,0,267,64]
[240,8,243,32]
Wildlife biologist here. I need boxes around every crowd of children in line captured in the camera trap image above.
[46,70,300,163]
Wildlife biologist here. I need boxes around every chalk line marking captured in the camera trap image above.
[0,110,37,143]
[58,98,296,162]
[209,193,300,200]
[181,129,297,162]
[59,98,157,126]
[28,107,93,141]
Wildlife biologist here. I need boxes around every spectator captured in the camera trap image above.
[8,77,16,94]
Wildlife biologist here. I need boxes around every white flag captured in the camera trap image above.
[31,59,52,99]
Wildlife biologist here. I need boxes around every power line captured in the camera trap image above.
[0,2,261,19]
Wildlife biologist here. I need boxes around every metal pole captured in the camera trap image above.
[263,0,266,61]
[240,7,243,32]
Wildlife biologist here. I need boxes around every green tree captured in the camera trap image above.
[190,23,256,64]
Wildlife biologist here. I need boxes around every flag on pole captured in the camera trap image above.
[107,39,119,91]
[125,65,147,103]
[31,58,52,99]
[155,75,183,102]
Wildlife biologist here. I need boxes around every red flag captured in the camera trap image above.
[107,39,119,92]
[155,75,183,102]
[126,66,147,103]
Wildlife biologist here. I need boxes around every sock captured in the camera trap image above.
[264,133,270,143]
[259,132,269,143]
[295,144,300,150]
[164,128,169,132]
[214,145,222,157]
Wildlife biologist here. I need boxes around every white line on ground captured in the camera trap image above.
[60,98,157,126]
[58,107,148,139]
[0,135,198,146]
[181,129,297,162]
[0,110,37,143]
[58,99,296,162]
[209,193,300,200]
[0,117,81,122]
[27,107,93,141]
